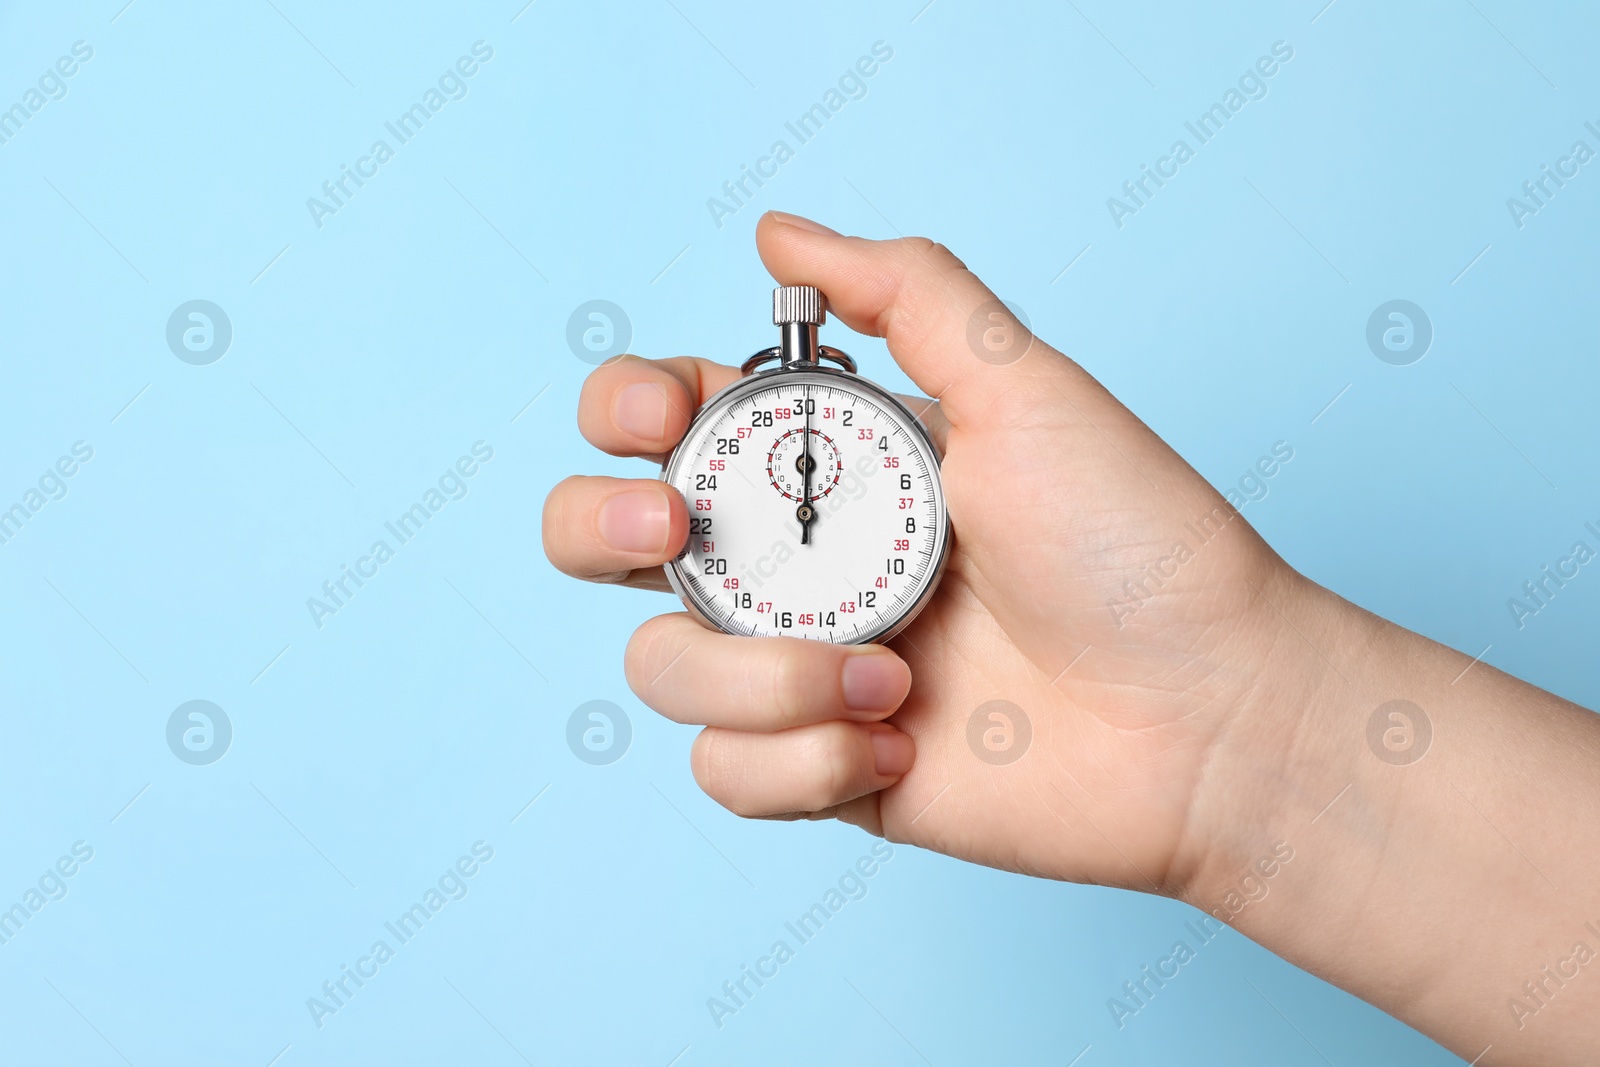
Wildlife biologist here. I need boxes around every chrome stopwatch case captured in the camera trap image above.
[661,285,950,644]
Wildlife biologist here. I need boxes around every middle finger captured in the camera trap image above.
[542,474,686,586]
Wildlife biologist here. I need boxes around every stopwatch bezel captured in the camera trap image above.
[660,363,951,646]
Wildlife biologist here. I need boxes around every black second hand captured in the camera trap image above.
[800,384,813,544]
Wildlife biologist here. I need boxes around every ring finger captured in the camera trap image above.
[690,720,915,818]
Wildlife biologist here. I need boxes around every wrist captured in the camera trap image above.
[1160,554,1600,1063]
[1171,562,1383,911]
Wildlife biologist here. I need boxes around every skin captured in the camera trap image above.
[542,211,1600,1063]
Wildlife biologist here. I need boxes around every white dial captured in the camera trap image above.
[663,369,948,644]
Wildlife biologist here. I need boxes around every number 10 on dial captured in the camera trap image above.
[662,286,949,644]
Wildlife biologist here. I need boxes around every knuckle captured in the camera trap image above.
[590,352,643,384]
[797,724,861,811]
[540,477,636,582]
[894,235,967,273]
[539,477,580,556]
[931,241,969,271]
[768,645,812,729]
[537,479,617,579]
[879,238,971,345]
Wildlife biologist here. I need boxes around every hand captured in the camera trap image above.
[545,211,1600,1064]
[543,211,1301,895]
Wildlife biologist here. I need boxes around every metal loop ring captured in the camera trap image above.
[739,346,858,376]
[818,347,858,373]
[738,347,781,375]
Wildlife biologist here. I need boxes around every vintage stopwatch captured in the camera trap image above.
[662,285,950,644]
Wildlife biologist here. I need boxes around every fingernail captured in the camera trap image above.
[598,489,670,554]
[871,730,915,777]
[767,210,839,236]
[842,651,910,712]
[613,382,668,442]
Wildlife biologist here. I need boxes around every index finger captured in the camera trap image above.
[577,354,742,459]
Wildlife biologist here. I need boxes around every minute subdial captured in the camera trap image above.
[765,428,842,503]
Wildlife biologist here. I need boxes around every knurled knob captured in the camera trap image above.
[773,285,826,327]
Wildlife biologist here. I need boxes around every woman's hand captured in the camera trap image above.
[544,212,1600,1064]
[543,210,1302,897]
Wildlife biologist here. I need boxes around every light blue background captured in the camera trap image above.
[2,1,1595,1063]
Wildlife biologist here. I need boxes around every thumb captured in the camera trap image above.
[755,211,1062,424]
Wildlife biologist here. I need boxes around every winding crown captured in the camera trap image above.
[773,285,826,327]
